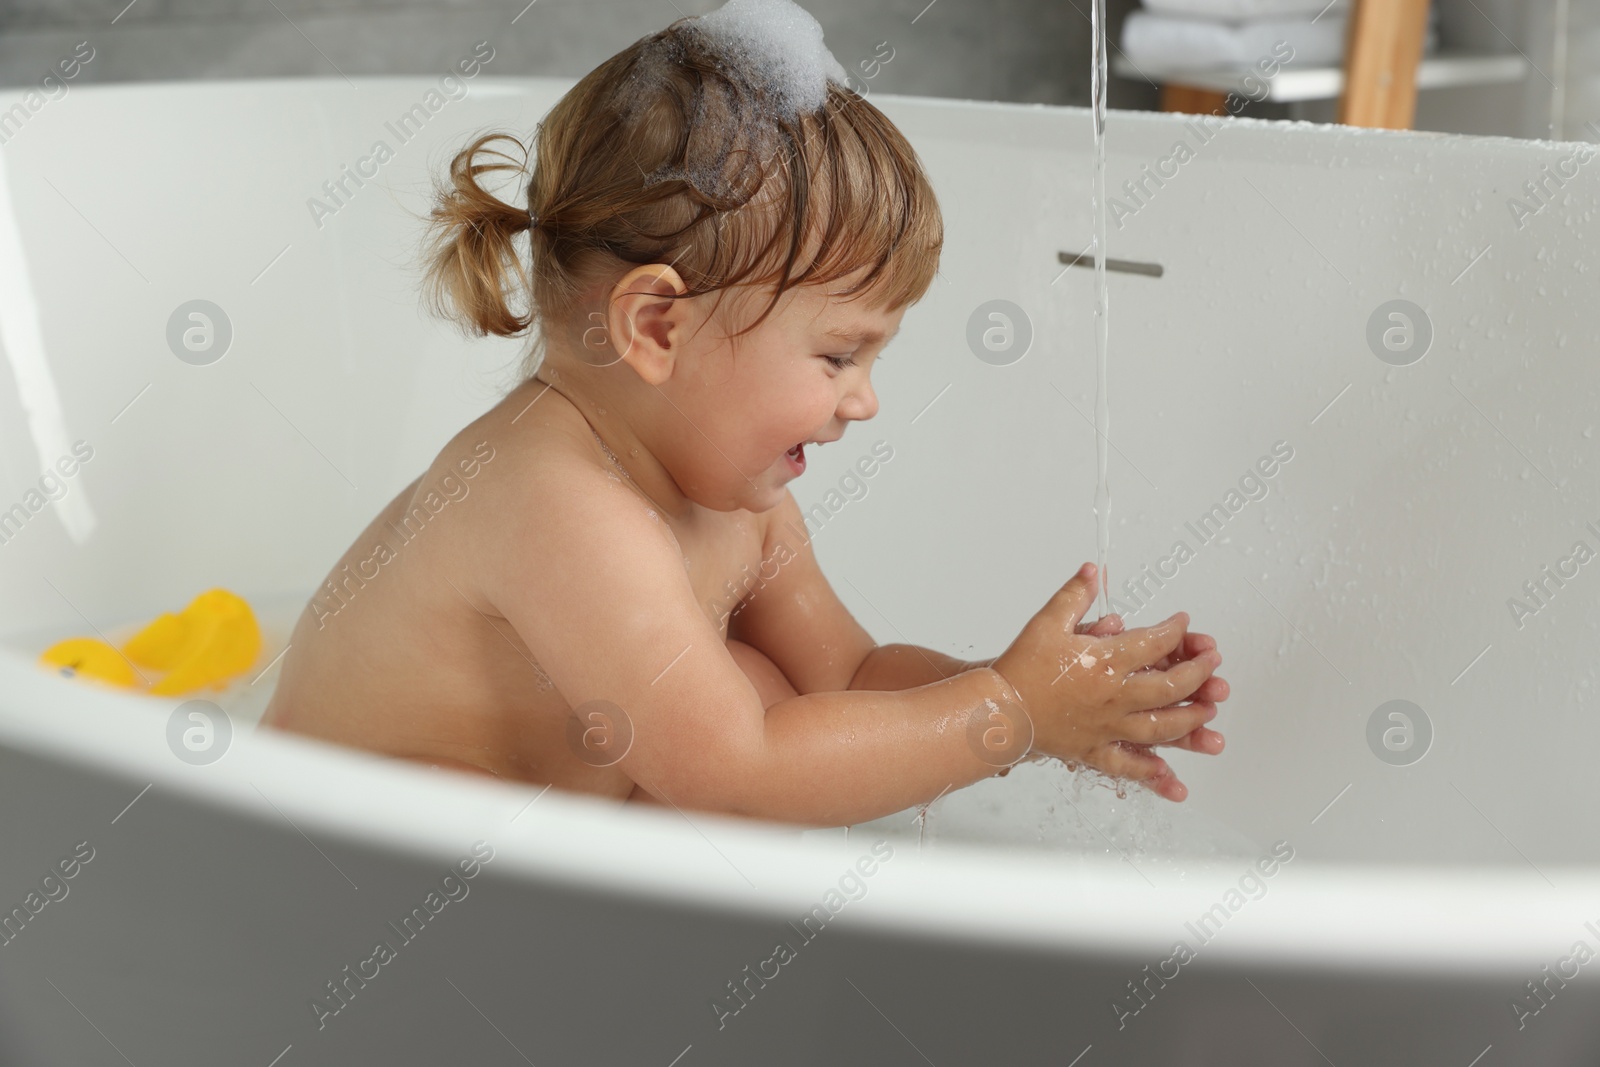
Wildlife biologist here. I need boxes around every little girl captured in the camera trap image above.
[259,2,1228,827]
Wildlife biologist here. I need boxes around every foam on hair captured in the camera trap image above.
[693,0,849,118]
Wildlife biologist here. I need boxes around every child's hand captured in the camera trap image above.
[1072,609,1227,754]
[991,562,1223,802]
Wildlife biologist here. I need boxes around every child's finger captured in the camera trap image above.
[1121,700,1216,745]
[1123,649,1219,707]
[1191,674,1229,702]
[1140,763,1188,802]
[1047,562,1100,633]
[1155,725,1226,755]
[1142,763,1188,802]
[1109,611,1189,669]
[1077,612,1124,637]
[1100,741,1190,802]
[1140,672,1228,703]
[1146,631,1218,672]
[1166,630,1216,663]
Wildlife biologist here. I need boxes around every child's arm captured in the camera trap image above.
[489,467,1216,826]
[725,491,1223,808]
[734,493,1145,695]
[844,643,1226,776]
[849,645,973,689]
[731,491,985,695]
[849,637,1228,763]
[487,467,1026,824]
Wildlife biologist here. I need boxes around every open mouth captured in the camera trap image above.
[784,434,840,476]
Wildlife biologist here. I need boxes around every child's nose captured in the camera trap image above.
[840,379,878,421]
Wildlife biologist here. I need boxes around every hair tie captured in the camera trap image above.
[527,210,539,228]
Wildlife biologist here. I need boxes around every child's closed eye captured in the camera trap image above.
[822,353,857,370]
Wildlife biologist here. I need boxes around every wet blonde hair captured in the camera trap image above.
[420,16,943,378]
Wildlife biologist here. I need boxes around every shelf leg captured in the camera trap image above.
[1160,84,1230,116]
[1338,0,1431,129]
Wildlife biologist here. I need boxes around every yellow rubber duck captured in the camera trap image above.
[40,588,262,697]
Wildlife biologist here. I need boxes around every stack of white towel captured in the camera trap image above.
[1122,0,1440,71]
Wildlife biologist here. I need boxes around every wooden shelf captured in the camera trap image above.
[1112,52,1529,104]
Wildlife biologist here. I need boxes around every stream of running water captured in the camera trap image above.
[856,3,1123,849]
[1090,0,1113,618]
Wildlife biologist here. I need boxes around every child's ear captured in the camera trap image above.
[608,264,690,386]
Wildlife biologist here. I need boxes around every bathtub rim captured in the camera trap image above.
[5,73,1593,158]
[0,646,1591,979]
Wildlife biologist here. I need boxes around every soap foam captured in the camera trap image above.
[692,0,849,119]
[619,0,850,206]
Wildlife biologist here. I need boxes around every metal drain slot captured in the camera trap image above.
[1057,250,1165,278]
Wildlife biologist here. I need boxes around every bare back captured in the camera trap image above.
[258,377,768,797]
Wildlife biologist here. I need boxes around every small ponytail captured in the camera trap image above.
[421,132,536,338]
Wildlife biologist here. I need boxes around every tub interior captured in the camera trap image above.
[1,76,1597,871]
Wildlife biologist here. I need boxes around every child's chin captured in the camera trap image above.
[745,480,791,513]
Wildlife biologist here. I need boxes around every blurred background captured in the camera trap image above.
[0,0,1593,140]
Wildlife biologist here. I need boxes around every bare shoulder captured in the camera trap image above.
[409,382,626,564]
[461,390,672,560]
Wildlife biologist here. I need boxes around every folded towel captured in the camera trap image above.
[1141,0,1438,23]
[1141,0,1341,18]
[1122,9,1439,71]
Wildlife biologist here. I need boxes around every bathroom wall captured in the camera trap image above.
[0,0,1588,141]
[0,0,1158,110]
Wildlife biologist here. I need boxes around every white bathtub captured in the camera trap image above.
[2,73,1598,1064]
